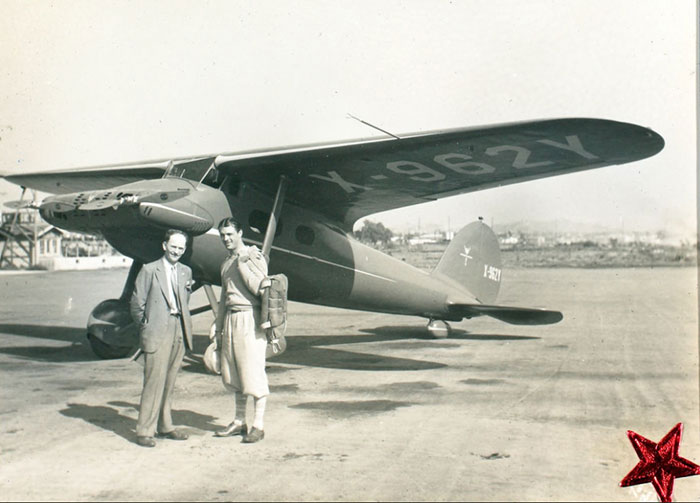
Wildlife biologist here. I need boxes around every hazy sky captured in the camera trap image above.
[0,0,696,237]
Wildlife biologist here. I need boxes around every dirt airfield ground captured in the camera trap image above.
[0,266,698,501]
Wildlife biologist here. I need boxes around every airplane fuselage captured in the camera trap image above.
[40,176,477,321]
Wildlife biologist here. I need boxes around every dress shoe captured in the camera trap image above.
[215,421,247,437]
[157,429,189,441]
[136,436,156,448]
[242,427,264,443]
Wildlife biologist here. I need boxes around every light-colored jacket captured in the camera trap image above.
[215,245,268,332]
[130,259,193,353]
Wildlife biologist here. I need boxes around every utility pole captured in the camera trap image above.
[32,200,38,267]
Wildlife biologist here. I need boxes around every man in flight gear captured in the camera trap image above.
[211,217,271,443]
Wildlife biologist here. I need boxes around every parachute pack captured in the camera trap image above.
[260,273,288,353]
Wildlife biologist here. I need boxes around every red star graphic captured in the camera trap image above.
[620,423,700,502]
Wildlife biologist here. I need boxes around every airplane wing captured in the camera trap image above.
[2,118,663,229]
[1,161,174,194]
[214,118,663,228]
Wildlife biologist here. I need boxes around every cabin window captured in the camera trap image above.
[163,158,224,188]
[248,210,283,237]
[200,165,224,188]
[295,225,315,245]
[227,178,242,197]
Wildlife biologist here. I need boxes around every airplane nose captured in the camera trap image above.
[138,201,212,234]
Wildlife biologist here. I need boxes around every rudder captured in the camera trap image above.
[431,221,502,304]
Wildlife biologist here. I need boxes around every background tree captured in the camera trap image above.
[355,220,393,247]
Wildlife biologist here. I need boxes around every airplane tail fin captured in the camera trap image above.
[431,220,502,304]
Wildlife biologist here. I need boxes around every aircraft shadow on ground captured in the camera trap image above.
[266,325,537,371]
[0,343,96,363]
[271,346,447,371]
[0,324,100,363]
[59,401,222,444]
[0,324,85,343]
[185,325,540,372]
[184,336,447,372]
[361,325,541,341]
[0,322,538,368]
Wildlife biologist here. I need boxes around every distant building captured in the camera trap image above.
[408,233,439,246]
[0,210,64,268]
[500,235,519,246]
[0,208,130,270]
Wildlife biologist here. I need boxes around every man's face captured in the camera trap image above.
[219,225,243,251]
[162,233,187,264]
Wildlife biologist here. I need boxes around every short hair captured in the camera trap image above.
[218,217,242,233]
[163,228,188,243]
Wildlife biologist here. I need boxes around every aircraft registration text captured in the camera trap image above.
[483,265,502,283]
[309,135,598,193]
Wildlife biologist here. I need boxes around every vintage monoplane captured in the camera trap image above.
[1,118,664,358]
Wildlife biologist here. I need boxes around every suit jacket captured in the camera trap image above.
[130,258,193,353]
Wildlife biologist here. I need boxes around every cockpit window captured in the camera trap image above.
[163,158,223,188]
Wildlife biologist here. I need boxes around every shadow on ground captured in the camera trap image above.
[0,323,538,369]
[273,346,446,371]
[289,399,415,419]
[362,325,541,341]
[268,325,538,371]
[59,401,222,444]
[0,324,86,343]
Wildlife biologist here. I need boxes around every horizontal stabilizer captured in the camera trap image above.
[448,303,563,325]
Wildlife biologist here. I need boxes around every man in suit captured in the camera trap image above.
[130,229,193,448]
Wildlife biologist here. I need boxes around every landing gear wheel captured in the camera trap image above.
[87,333,133,359]
[86,298,138,359]
[427,319,451,339]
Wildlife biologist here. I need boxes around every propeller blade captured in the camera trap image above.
[3,200,39,210]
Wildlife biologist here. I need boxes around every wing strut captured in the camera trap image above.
[202,284,219,318]
[261,176,288,263]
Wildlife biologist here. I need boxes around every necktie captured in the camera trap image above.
[170,265,180,313]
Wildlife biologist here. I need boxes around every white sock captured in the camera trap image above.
[252,396,267,430]
[231,392,246,424]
